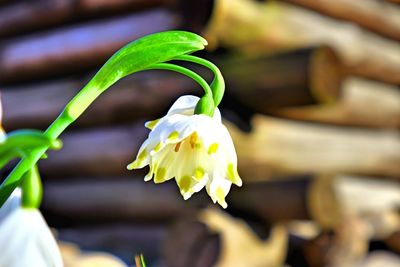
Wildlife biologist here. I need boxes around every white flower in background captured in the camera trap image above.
[0,207,63,267]
[128,95,242,208]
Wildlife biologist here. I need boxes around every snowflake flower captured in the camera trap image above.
[0,207,63,267]
[128,95,242,208]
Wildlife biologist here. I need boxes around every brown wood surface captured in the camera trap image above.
[201,0,400,85]
[42,178,203,224]
[218,46,343,112]
[39,123,147,178]
[0,8,179,84]
[284,0,400,41]
[57,224,167,264]
[2,47,344,131]
[275,77,400,128]
[0,0,171,38]
[41,176,334,226]
[228,116,400,180]
[2,71,195,130]
[32,117,400,178]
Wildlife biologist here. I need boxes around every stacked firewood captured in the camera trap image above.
[1,0,399,266]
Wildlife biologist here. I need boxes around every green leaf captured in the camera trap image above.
[90,31,207,90]
[0,129,62,169]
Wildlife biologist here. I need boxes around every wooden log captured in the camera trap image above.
[43,172,398,237]
[195,0,400,84]
[60,241,127,267]
[0,0,171,38]
[228,115,400,179]
[334,176,400,218]
[42,174,360,231]
[40,175,318,225]
[274,77,400,128]
[218,46,343,112]
[385,231,400,254]
[42,178,203,224]
[325,216,370,267]
[303,216,370,267]
[358,252,400,267]
[0,8,179,84]
[34,116,400,178]
[41,174,340,228]
[283,0,400,41]
[228,176,342,229]
[164,218,220,267]
[2,71,195,131]
[164,209,287,267]
[39,123,147,177]
[333,175,400,239]
[57,225,167,264]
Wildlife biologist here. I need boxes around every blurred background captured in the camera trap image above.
[0,0,399,266]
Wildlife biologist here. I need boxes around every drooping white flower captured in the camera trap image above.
[0,207,63,267]
[128,95,242,208]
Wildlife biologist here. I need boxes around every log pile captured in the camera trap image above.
[0,0,399,266]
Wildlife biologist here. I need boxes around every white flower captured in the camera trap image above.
[128,95,242,208]
[0,207,63,267]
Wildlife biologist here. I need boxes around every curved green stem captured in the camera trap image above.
[145,63,215,116]
[145,63,213,97]
[175,55,225,107]
[21,165,42,209]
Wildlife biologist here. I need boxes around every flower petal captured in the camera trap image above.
[0,208,63,267]
[206,175,232,208]
[167,95,199,116]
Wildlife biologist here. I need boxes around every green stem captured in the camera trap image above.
[21,165,42,209]
[145,63,215,116]
[0,113,73,207]
[145,63,213,97]
[175,55,225,106]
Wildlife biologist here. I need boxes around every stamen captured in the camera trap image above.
[174,142,182,152]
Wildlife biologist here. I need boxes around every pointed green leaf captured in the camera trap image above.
[90,31,207,90]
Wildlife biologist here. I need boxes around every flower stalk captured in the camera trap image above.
[21,165,42,209]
